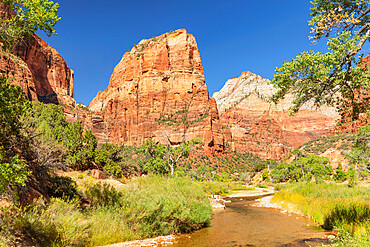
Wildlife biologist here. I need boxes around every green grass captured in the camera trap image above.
[273,183,370,246]
[0,175,212,246]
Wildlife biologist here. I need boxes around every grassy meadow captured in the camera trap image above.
[0,175,212,247]
[273,183,370,246]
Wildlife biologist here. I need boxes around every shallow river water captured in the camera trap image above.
[172,199,330,247]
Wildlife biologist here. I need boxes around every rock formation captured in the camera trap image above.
[0,2,75,106]
[89,29,225,151]
[333,52,370,133]
[12,35,75,106]
[213,71,341,159]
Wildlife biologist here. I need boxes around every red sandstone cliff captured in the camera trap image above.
[332,52,370,133]
[89,29,225,151]
[213,71,341,160]
[0,2,75,106]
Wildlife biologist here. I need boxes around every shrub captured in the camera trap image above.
[85,183,123,208]
[48,176,78,200]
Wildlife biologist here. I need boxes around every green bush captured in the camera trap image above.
[271,154,332,183]
[85,183,123,208]
[48,176,78,200]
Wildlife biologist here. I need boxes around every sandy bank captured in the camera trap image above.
[99,235,176,247]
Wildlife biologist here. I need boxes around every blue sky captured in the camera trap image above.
[38,0,341,105]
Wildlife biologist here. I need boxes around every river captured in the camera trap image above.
[172,198,330,247]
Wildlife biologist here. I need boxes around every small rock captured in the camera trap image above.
[91,169,107,179]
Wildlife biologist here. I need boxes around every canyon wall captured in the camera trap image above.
[213,71,341,160]
[89,29,225,151]
[0,2,75,106]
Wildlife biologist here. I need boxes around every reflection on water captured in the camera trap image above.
[173,199,329,247]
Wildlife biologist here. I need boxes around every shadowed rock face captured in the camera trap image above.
[333,52,370,133]
[89,29,225,151]
[0,2,75,106]
[12,35,75,106]
[213,71,340,160]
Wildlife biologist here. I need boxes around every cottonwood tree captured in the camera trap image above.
[0,0,60,48]
[271,0,370,120]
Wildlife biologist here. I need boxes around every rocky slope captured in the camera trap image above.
[213,71,341,159]
[0,2,75,106]
[89,29,225,151]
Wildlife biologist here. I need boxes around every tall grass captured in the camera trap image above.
[0,175,212,246]
[273,183,370,246]
[122,175,212,237]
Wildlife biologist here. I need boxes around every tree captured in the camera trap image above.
[271,154,332,183]
[0,76,30,195]
[137,138,168,175]
[0,76,31,153]
[64,122,97,170]
[271,0,370,120]
[0,0,60,48]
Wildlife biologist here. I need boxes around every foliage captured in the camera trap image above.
[27,102,98,170]
[297,132,355,155]
[94,143,123,177]
[349,166,358,187]
[47,176,78,200]
[271,154,332,182]
[1,175,213,246]
[31,102,68,143]
[122,175,212,236]
[333,163,349,182]
[0,205,60,246]
[200,181,251,195]
[137,138,168,174]
[177,152,262,181]
[0,147,29,196]
[0,76,31,155]
[0,0,60,48]
[274,182,370,246]
[271,0,370,119]
[85,183,123,208]
[0,77,31,196]
[324,202,370,230]
[64,123,97,170]
[349,124,370,173]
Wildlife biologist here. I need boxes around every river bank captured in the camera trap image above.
[100,187,277,247]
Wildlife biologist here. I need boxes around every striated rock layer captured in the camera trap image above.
[213,71,341,160]
[89,29,225,151]
[0,2,75,106]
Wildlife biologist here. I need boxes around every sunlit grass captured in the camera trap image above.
[0,175,212,246]
[273,182,370,246]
